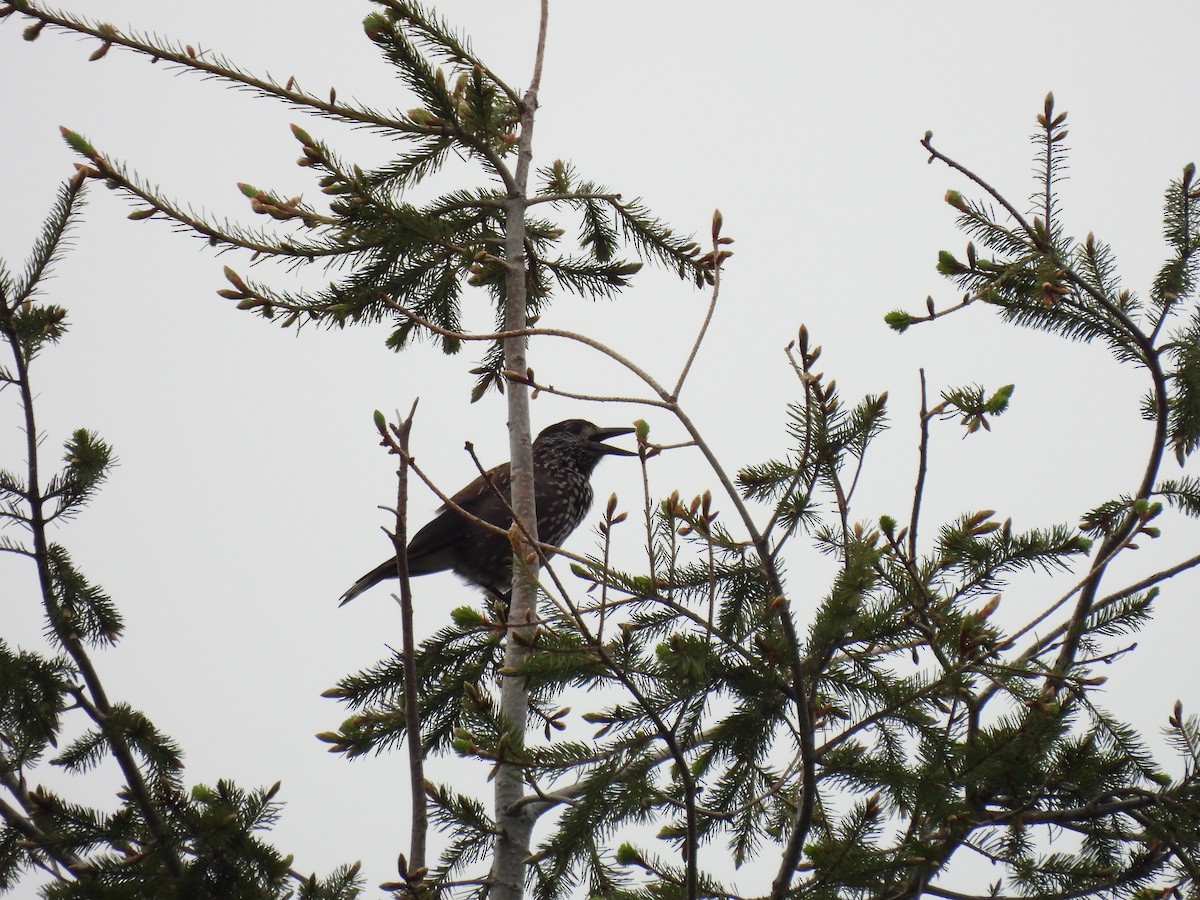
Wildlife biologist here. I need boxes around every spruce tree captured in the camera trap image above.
[4,3,1200,899]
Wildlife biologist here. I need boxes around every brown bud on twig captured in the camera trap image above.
[976,594,1000,620]
[1040,280,1070,307]
[223,267,248,291]
[88,41,112,61]
[500,369,531,385]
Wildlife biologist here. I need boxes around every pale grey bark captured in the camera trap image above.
[489,3,549,897]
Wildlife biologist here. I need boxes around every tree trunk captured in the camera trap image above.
[489,6,548,895]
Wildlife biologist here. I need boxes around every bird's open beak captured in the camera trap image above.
[590,425,638,456]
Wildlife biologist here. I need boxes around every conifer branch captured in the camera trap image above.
[373,0,521,106]
[0,768,89,876]
[7,0,416,133]
[758,337,822,556]
[65,150,342,260]
[923,111,1174,704]
[1,180,186,878]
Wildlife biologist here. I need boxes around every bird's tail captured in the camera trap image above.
[337,558,400,607]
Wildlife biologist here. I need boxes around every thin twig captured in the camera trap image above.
[504,369,671,409]
[671,215,724,399]
[921,134,1035,240]
[384,302,676,401]
[381,401,427,876]
[909,368,930,560]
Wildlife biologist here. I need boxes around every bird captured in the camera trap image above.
[338,419,637,605]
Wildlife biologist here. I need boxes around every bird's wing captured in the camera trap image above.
[339,463,513,604]
[405,463,512,571]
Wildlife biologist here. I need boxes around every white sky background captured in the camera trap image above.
[3,0,1200,895]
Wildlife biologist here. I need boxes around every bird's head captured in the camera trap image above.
[533,419,638,468]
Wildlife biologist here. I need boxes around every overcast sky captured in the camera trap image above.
[4,1,1200,894]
